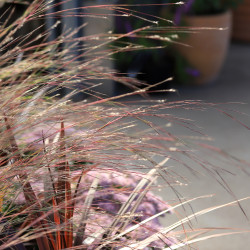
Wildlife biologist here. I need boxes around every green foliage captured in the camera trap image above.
[113,0,172,73]
[174,52,192,84]
[168,0,243,15]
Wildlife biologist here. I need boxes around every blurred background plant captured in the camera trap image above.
[171,0,243,17]
[112,0,179,94]
[112,0,245,87]
[164,0,244,85]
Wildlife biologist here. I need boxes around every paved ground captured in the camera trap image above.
[105,42,250,249]
[152,43,250,249]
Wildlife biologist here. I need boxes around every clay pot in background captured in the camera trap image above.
[176,11,232,85]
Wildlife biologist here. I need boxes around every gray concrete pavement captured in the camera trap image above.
[155,43,250,250]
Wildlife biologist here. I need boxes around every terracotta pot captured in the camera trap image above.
[176,11,232,85]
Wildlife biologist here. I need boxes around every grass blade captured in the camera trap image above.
[74,176,99,246]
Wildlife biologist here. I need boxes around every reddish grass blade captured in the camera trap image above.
[64,164,73,248]
[55,121,73,248]
[52,197,62,250]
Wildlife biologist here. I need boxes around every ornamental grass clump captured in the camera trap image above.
[0,1,250,250]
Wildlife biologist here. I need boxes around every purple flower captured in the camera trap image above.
[174,0,195,25]
[186,67,200,77]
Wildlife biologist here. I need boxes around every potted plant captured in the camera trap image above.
[1,1,250,249]
[169,0,243,85]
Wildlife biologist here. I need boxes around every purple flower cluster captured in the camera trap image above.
[76,169,172,219]
[73,169,175,248]
[7,125,176,248]
[17,123,81,150]
[12,168,175,248]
